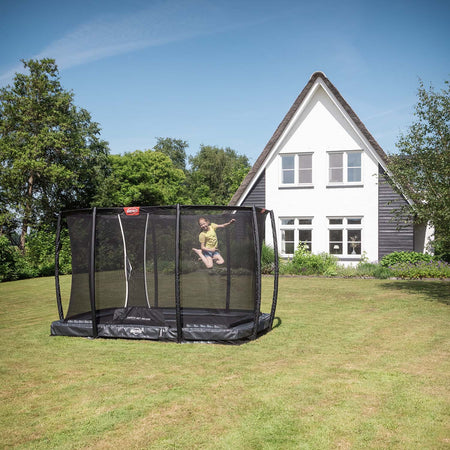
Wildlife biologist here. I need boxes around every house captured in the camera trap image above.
[229,72,432,264]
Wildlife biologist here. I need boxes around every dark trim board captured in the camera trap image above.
[241,171,266,208]
[378,165,414,259]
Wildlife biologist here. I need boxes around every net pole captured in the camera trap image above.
[143,214,150,307]
[269,209,279,328]
[225,226,231,311]
[175,204,182,343]
[54,213,64,321]
[251,206,262,340]
[117,215,129,307]
[152,216,159,308]
[89,207,98,338]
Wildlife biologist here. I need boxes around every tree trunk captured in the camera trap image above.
[19,173,34,254]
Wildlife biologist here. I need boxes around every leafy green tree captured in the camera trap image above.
[387,79,450,260]
[94,149,186,206]
[153,137,188,172]
[187,145,250,205]
[0,58,110,252]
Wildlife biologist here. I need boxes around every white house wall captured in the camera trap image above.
[264,84,380,263]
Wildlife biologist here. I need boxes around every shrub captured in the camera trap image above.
[380,251,434,267]
[26,227,72,277]
[0,236,21,281]
[356,262,393,279]
[0,236,39,282]
[292,243,338,276]
[0,227,72,282]
[261,243,276,274]
[389,260,450,279]
[279,259,296,275]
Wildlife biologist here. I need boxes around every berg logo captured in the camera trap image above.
[124,207,140,216]
[130,328,143,336]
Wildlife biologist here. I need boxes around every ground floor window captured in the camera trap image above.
[280,217,313,255]
[328,217,362,256]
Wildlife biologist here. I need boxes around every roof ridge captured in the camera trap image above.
[229,72,388,206]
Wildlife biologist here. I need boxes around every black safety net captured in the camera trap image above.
[52,205,278,343]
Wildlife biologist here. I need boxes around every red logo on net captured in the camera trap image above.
[124,207,140,216]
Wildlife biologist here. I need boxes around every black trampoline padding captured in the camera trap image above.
[51,307,271,342]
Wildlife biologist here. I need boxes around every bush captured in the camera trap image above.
[0,227,72,282]
[279,259,296,275]
[261,243,276,274]
[292,243,338,276]
[380,251,434,267]
[389,260,450,279]
[433,240,450,264]
[0,236,39,282]
[26,227,72,277]
[0,236,21,281]
[356,262,393,279]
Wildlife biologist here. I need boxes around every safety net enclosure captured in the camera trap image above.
[51,205,279,343]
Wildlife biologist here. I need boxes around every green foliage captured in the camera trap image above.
[380,251,434,267]
[0,236,22,281]
[387,79,450,258]
[0,58,110,251]
[0,227,71,282]
[187,145,250,205]
[26,226,71,276]
[261,243,275,274]
[433,240,450,263]
[355,263,393,279]
[153,137,188,172]
[389,260,450,279]
[94,150,186,206]
[292,243,339,275]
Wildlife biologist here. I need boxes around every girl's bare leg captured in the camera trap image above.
[213,253,224,265]
[192,248,213,268]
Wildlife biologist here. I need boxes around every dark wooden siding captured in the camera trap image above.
[241,171,265,208]
[378,165,414,259]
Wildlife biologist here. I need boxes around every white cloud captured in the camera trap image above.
[0,0,269,82]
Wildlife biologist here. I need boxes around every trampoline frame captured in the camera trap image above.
[53,204,279,343]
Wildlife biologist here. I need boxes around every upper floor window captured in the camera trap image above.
[328,151,362,184]
[280,153,313,186]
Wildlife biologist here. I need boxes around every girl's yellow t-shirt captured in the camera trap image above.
[199,223,218,249]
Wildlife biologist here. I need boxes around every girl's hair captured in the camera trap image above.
[198,216,210,225]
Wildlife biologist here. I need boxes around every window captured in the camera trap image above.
[281,155,295,184]
[280,153,313,185]
[328,151,362,184]
[328,217,362,256]
[298,154,312,183]
[280,217,313,255]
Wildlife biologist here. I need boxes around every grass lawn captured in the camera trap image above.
[0,276,449,449]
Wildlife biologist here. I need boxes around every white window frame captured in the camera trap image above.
[280,153,313,187]
[328,217,363,257]
[280,217,313,256]
[328,151,362,185]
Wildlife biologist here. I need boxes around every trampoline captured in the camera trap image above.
[51,205,279,343]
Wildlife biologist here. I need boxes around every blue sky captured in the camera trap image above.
[1,0,449,164]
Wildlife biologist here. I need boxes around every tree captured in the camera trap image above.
[153,137,188,172]
[187,145,251,205]
[0,59,110,252]
[94,149,186,206]
[387,79,450,259]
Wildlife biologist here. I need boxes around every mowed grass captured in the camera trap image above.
[0,276,449,449]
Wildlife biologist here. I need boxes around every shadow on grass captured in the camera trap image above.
[380,280,450,306]
[272,317,282,329]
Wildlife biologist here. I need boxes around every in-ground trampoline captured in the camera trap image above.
[51,205,279,343]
